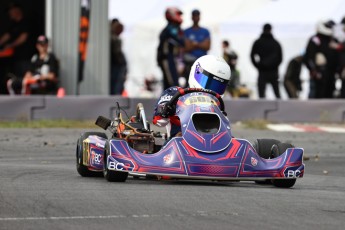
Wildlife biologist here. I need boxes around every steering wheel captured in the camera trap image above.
[161,88,225,118]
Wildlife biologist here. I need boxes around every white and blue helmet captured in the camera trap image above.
[188,55,231,96]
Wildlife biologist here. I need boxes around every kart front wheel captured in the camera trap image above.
[271,143,297,188]
[253,139,281,159]
[103,141,128,182]
[76,132,107,177]
[252,139,281,185]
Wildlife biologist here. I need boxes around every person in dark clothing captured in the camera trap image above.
[157,7,184,91]
[222,40,240,97]
[284,55,303,98]
[250,23,282,99]
[332,17,345,98]
[110,18,127,95]
[0,49,13,94]
[321,20,339,99]
[7,35,59,95]
[0,3,33,82]
[340,18,345,98]
[304,20,338,98]
[222,40,238,70]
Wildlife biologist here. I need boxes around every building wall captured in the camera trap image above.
[51,0,109,95]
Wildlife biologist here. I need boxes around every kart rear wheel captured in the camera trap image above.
[76,132,107,177]
[252,139,281,185]
[103,140,128,182]
[272,143,297,188]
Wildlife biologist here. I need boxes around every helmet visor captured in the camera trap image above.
[194,65,229,95]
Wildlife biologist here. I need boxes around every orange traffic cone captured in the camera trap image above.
[121,89,128,97]
[57,87,65,98]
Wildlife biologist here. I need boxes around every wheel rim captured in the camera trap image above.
[103,144,109,177]
[76,141,82,168]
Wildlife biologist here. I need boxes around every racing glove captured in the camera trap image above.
[155,117,170,127]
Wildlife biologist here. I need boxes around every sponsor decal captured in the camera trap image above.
[196,62,203,73]
[108,162,125,170]
[217,70,226,75]
[163,153,174,164]
[283,166,303,178]
[90,150,102,164]
[286,169,302,178]
[185,96,217,106]
[107,157,134,171]
[158,94,173,104]
[95,142,105,148]
[213,76,225,82]
[251,157,258,166]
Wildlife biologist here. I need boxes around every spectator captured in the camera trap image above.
[283,55,303,99]
[303,20,338,98]
[222,40,237,66]
[339,17,345,98]
[0,3,33,85]
[222,40,251,98]
[157,7,184,91]
[110,18,127,95]
[250,23,282,99]
[7,35,59,95]
[325,20,340,98]
[333,16,345,44]
[331,17,345,98]
[0,18,13,94]
[222,40,239,97]
[182,9,211,86]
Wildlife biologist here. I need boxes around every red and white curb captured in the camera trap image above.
[267,124,345,133]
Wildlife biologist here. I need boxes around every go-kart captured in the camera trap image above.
[76,88,304,188]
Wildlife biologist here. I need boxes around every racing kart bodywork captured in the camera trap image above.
[76,88,304,188]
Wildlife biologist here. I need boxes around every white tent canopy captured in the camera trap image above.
[109,0,345,99]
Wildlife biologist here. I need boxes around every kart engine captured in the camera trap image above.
[125,133,155,153]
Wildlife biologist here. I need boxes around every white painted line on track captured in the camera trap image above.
[266,124,304,132]
[319,126,345,133]
[0,211,239,221]
[267,124,345,133]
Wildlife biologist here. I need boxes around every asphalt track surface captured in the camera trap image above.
[1,126,345,230]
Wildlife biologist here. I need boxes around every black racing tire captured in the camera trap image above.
[76,132,107,177]
[271,143,297,188]
[253,139,281,159]
[252,139,281,185]
[254,180,273,185]
[103,140,128,182]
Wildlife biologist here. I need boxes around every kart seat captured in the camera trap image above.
[127,121,144,129]
[127,121,151,131]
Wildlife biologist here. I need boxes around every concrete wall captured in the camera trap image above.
[1,96,345,123]
[51,0,109,95]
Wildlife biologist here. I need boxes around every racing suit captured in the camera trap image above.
[157,23,184,90]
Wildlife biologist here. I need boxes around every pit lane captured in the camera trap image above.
[0,126,344,230]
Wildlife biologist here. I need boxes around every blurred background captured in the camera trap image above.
[1,0,344,99]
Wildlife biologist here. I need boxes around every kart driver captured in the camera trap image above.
[153,54,231,138]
